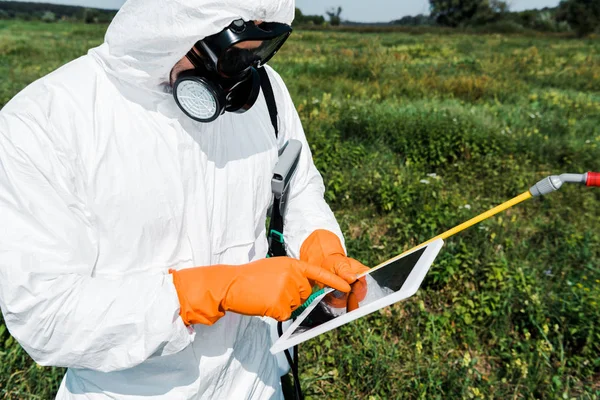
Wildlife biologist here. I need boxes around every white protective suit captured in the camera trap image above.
[0,0,345,399]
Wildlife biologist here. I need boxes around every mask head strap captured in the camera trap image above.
[195,19,292,78]
[185,49,205,70]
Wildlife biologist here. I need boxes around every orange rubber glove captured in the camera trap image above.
[170,257,351,326]
[300,229,370,286]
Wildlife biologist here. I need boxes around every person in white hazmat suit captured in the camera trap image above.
[0,0,370,399]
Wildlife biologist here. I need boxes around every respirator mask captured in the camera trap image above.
[173,19,292,123]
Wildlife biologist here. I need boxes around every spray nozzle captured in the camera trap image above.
[529,172,598,197]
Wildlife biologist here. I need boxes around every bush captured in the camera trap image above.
[531,11,559,32]
[471,19,527,34]
[41,11,56,23]
[335,102,503,169]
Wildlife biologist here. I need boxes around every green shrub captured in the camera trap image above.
[470,19,528,34]
[41,11,56,23]
[336,102,503,169]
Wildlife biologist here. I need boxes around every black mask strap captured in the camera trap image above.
[258,67,278,138]
[186,50,205,70]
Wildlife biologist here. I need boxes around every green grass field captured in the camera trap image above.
[1,20,599,399]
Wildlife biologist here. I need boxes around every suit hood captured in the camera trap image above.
[89,0,294,91]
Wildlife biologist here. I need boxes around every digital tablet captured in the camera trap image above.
[270,239,444,354]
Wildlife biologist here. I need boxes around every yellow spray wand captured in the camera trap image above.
[292,172,599,317]
[367,191,532,275]
[420,191,532,245]
[418,172,597,247]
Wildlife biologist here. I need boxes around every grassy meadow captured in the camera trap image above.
[1,20,599,399]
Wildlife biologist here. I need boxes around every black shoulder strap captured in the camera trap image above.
[262,66,303,400]
[258,67,279,139]
[260,68,285,257]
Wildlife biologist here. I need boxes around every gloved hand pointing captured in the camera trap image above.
[300,229,370,286]
[170,257,351,325]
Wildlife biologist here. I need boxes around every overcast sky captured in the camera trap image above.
[12,0,562,22]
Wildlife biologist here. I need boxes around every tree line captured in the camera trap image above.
[0,1,116,23]
[400,0,599,37]
[299,0,599,37]
[1,0,598,37]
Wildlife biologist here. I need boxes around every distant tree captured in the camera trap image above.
[293,7,326,26]
[489,0,509,13]
[430,0,508,26]
[471,0,509,24]
[41,11,56,23]
[517,9,537,26]
[82,7,100,23]
[326,6,342,26]
[430,0,480,26]
[0,10,9,20]
[557,0,600,37]
[95,10,116,23]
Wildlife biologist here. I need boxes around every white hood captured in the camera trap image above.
[90,0,294,91]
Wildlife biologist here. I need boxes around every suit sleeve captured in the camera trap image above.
[265,66,346,258]
[0,109,194,373]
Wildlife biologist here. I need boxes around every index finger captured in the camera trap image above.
[300,262,351,293]
[349,258,371,277]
